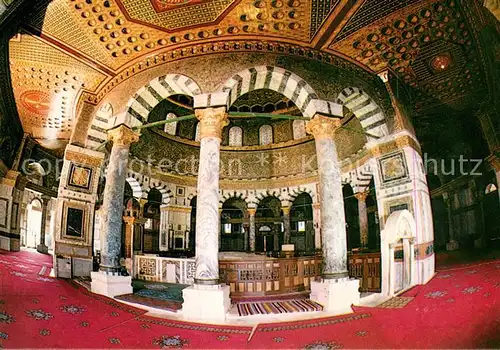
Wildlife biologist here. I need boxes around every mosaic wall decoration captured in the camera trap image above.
[67,164,93,192]
[378,151,408,183]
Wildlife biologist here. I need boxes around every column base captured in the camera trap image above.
[310,277,360,315]
[182,284,230,321]
[36,244,49,254]
[0,235,20,252]
[446,240,459,251]
[90,271,132,298]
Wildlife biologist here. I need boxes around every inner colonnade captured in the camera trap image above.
[41,64,436,320]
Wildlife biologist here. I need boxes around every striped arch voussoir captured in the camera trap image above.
[125,74,201,127]
[221,66,319,118]
[336,87,389,140]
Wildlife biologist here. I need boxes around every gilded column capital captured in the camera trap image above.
[108,124,140,146]
[306,114,342,140]
[354,191,370,202]
[282,206,291,215]
[247,208,257,216]
[195,107,229,139]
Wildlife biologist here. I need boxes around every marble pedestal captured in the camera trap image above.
[0,236,20,251]
[90,271,132,298]
[446,240,459,251]
[310,278,360,315]
[182,284,230,321]
[37,244,48,254]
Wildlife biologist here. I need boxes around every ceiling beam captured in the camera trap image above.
[311,0,365,50]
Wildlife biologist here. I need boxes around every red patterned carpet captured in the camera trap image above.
[1,249,499,349]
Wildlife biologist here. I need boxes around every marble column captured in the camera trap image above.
[98,125,140,273]
[248,208,256,252]
[282,206,291,245]
[312,203,321,250]
[193,107,228,285]
[306,115,348,279]
[354,191,369,249]
[36,195,51,254]
[443,193,458,251]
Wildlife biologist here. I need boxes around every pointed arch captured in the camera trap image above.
[336,87,389,140]
[221,66,320,118]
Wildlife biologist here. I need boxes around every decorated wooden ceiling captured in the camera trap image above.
[7,0,498,148]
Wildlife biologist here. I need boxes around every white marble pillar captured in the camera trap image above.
[193,107,228,285]
[248,208,256,252]
[98,125,139,273]
[306,115,348,279]
[36,195,51,254]
[354,191,369,249]
[307,113,360,315]
[182,98,231,322]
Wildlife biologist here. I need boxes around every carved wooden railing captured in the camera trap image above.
[348,252,381,293]
[219,256,322,299]
[135,255,195,285]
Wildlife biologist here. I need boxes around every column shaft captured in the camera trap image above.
[39,199,48,246]
[282,207,291,245]
[248,209,256,252]
[307,115,348,279]
[194,107,227,285]
[355,192,369,249]
[100,125,139,273]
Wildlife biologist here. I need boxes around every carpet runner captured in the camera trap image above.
[236,299,323,316]
[72,277,91,291]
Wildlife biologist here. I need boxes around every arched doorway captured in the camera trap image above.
[483,176,500,247]
[143,189,162,253]
[381,210,417,296]
[220,198,247,252]
[290,193,314,254]
[26,198,43,249]
[256,196,282,253]
[343,184,360,251]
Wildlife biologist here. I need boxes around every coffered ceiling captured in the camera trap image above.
[6,0,499,149]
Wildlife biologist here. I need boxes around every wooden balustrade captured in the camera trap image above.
[219,255,322,299]
[348,252,381,293]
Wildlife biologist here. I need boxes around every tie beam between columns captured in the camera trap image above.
[93,111,379,151]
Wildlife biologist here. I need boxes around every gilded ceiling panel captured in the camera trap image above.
[331,0,485,107]
[9,34,108,139]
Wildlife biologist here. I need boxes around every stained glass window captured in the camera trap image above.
[228,126,243,146]
[292,120,307,139]
[164,112,177,135]
[259,125,273,145]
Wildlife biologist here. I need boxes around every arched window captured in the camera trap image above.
[195,122,200,142]
[164,112,177,135]
[292,120,306,140]
[228,126,243,146]
[259,125,273,145]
